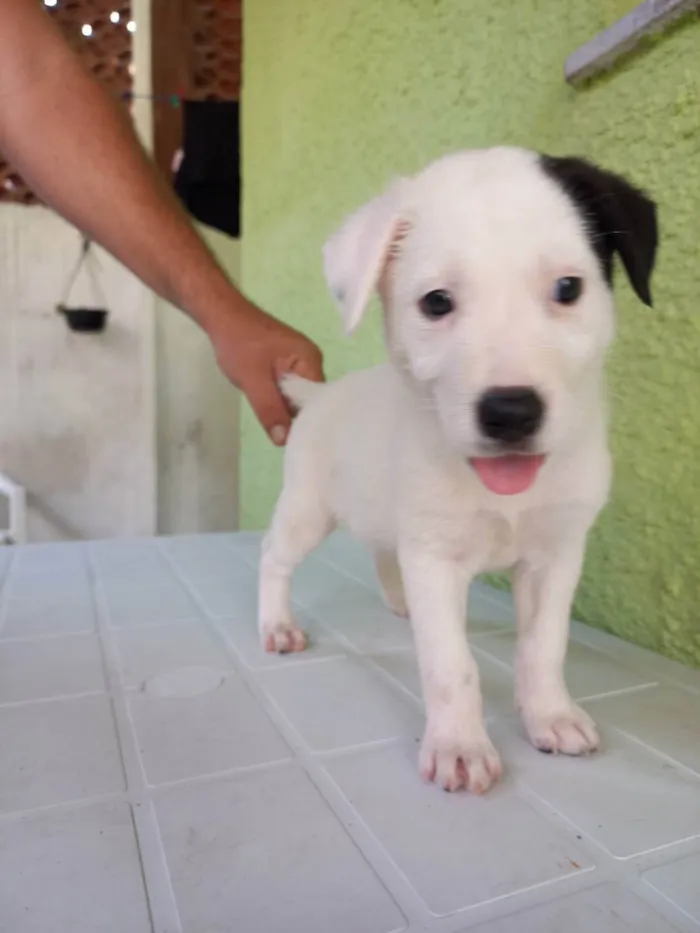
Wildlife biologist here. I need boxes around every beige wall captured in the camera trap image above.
[0,207,156,540]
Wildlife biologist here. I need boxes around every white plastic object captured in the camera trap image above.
[0,472,27,545]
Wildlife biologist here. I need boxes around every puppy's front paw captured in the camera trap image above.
[419,720,502,794]
[522,699,599,756]
[260,620,308,654]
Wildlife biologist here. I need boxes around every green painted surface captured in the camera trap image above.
[241,0,700,666]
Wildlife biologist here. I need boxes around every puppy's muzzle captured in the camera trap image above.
[477,387,545,445]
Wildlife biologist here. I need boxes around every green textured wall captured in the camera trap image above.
[240,0,700,667]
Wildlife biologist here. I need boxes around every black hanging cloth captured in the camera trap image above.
[173,99,241,239]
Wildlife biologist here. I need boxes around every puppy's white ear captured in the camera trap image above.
[322,181,404,335]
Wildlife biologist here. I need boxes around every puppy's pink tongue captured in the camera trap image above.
[470,455,545,495]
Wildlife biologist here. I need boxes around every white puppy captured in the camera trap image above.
[259,147,657,794]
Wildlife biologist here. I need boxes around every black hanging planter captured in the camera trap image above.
[56,304,108,333]
[56,236,110,334]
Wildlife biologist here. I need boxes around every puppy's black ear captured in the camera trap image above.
[540,155,658,307]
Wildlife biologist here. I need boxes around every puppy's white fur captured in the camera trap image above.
[259,147,641,794]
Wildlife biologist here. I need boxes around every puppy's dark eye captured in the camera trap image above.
[553,276,583,305]
[419,289,455,319]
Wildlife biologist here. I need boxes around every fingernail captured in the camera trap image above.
[271,425,288,446]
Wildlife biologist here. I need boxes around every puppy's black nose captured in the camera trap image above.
[477,387,544,443]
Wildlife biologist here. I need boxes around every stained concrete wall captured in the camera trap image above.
[0,208,156,540]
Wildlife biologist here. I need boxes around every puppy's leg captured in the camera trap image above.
[259,491,333,653]
[514,545,599,755]
[400,545,502,794]
[374,550,409,618]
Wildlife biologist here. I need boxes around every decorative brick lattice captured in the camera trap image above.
[190,0,241,101]
[0,0,242,204]
[0,1,133,205]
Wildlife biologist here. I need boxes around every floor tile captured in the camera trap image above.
[0,802,151,933]
[91,541,167,579]
[299,578,415,653]
[326,742,593,917]
[184,564,258,618]
[1,591,96,638]
[501,725,700,858]
[260,656,422,751]
[589,685,700,775]
[644,851,700,925]
[372,647,515,719]
[475,632,654,699]
[162,534,251,580]
[102,581,201,628]
[315,532,378,585]
[468,583,516,630]
[156,765,406,933]
[0,634,105,703]
[113,621,230,689]
[13,542,86,575]
[129,673,291,783]
[0,695,124,813]
[469,882,686,932]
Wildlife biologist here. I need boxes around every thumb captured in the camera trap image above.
[244,370,293,446]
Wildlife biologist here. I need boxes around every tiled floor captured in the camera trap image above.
[0,533,699,933]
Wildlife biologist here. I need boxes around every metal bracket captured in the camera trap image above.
[565,0,700,85]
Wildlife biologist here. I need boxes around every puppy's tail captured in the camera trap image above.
[279,373,325,411]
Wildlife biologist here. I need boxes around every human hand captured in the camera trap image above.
[209,298,325,445]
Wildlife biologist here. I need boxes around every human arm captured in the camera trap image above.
[0,0,323,443]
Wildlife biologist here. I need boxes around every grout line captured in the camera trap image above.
[0,688,106,710]
[150,756,293,792]
[601,721,700,783]
[107,615,203,631]
[87,546,184,933]
[315,551,379,589]
[0,789,127,824]
[0,627,97,644]
[511,719,700,863]
[641,867,700,933]
[469,625,516,640]
[312,736,409,763]
[526,766,700,865]
[570,620,700,696]
[577,681,660,704]
[471,641,518,675]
